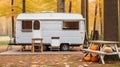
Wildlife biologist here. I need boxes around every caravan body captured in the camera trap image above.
[16,13,86,50]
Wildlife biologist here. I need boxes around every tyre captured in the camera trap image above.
[60,44,69,51]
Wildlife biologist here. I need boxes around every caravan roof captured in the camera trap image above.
[17,13,85,21]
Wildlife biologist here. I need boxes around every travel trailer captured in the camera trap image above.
[13,12,86,51]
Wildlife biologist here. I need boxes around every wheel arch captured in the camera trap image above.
[60,43,69,46]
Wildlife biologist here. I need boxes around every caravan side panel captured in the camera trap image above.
[16,21,32,43]
[41,21,62,43]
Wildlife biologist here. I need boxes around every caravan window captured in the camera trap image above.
[63,21,79,30]
[34,20,40,30]
[22,20,32,32]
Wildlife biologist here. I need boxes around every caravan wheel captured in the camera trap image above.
[60,44,69,51]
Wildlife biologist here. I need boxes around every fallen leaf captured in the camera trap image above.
[65,64,70,67]
[79,65,84,67]
[83,63,88,67]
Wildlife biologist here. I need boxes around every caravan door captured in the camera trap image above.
[32,20,41,38]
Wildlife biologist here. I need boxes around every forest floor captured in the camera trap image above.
[0,36,120,67]
[0,45,120,67]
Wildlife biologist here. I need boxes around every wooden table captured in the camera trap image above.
[32,38,43,52]
[82,40,120,64]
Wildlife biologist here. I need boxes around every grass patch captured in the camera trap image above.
[99,34,104,40]
[111,63,120,67]
[0,41,9,46]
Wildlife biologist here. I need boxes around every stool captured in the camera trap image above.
[32,38,43,52]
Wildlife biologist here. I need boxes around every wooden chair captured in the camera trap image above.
[31,38,43,52]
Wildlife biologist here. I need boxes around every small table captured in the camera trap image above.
[32,38,43,52]
[82,40,120,64]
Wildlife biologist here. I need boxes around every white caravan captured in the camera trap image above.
[15,12,86,51]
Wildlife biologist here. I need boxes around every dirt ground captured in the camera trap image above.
[0,46,120,67]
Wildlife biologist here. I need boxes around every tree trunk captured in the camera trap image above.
[69,1,72,13]
[99,0,103,35]
[118,0,120,46]
[92,0,98,40]
[104,0,118,41]
[22,0,26,13]
[57,0,65,13]
[81,0,89,48]
[81,0,89,36]
[81,0,86,18]
[11,0,14,37]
